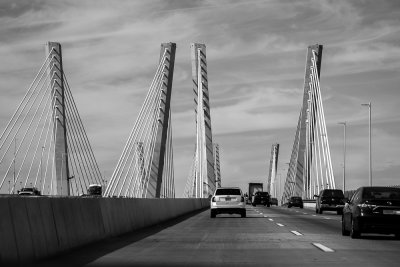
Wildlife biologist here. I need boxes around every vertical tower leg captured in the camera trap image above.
[191,43,216,198]
[46,42,69,196]
[148,43,176,198]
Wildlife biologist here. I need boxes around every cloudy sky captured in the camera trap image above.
[1,0,400,196]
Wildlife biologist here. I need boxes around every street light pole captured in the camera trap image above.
[338,122,346,192]
[361,102,372,186]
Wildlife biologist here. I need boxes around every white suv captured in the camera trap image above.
[210,187,246,218]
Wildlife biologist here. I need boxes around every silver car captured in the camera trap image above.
[210,187,246,218]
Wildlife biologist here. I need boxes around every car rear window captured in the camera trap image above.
[322,190,344,198]
[215,189,241,195]
[21,188,34,192]
[362,187,400,200]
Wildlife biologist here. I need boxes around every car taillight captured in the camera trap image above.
[241,196,244,202]
[358,203,376,209]
[212,197,216,202]
[358,203,377,214]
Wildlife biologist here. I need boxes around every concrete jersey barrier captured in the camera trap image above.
[0,196,209,265]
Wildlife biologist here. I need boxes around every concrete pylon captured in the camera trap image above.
[283,44,323,201]
[267,143,279,197]
[191,43,216,197]
[147,42,176,198]
[45,42,70,196]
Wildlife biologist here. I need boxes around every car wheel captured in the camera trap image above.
[252,203,256,207]
[241,210,246,218]
[210,210,216,218]
[350,217,360,239]
[341,215,350,236]
[337,209,343,215]
[318,208,323,214]
[288,205,291,208]
[300,205,303,209]
[315,208,318,214]
[267,204,270,207]
[395,233,400,240]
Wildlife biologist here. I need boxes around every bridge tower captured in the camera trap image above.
[267,143,279,197]
[282,44,335,202]
[151,43,176,198]
[190,43,216,198]
[105,43,176,198]
[46,42,70,196]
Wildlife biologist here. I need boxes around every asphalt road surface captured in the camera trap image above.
[34,205,400,267]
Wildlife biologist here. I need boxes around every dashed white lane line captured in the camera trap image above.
[312,243,335,252]
[324,217,331,220]
[276,223,285,227]
[312,215,317,217]
[269,218,274,222]
[291,230,303,236]
[302,213,308,215]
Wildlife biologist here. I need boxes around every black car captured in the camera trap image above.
[314,189,345,214]
[252,191,271,207]
[270,198,278,206]
[288,196,303,208]
[342,186,400,239]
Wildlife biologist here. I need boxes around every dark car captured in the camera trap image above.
[18,187,41,196]
[270,198,278,206]
[252,191,271,207]
[288,196,303,208]
[342,186,400,239]
[314,189,345,214]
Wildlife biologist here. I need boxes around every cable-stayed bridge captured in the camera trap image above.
[0,42,103,196]
[0,42,337,202]
[0,42,354,265]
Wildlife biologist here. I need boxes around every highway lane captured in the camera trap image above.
[34,205,400,267]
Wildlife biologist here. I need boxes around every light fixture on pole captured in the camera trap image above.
[338,122,346,192]
[361,102,372,186]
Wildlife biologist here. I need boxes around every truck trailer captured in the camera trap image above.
[247,183,263,204]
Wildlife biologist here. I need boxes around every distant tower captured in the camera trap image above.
[267,144,279,196]
[191,43,216,197]
[46,42,70,196]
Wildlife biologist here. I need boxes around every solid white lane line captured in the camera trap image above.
[291,230,303,236]
[312,243,334,252]
[276,223,285,227]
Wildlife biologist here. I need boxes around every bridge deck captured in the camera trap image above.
[34,205,400,267]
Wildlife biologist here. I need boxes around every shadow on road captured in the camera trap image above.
[30,208,209,267]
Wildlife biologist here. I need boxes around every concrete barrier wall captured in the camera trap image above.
[0,196,209,265]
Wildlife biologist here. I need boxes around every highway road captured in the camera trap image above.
[34,205,400,267]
